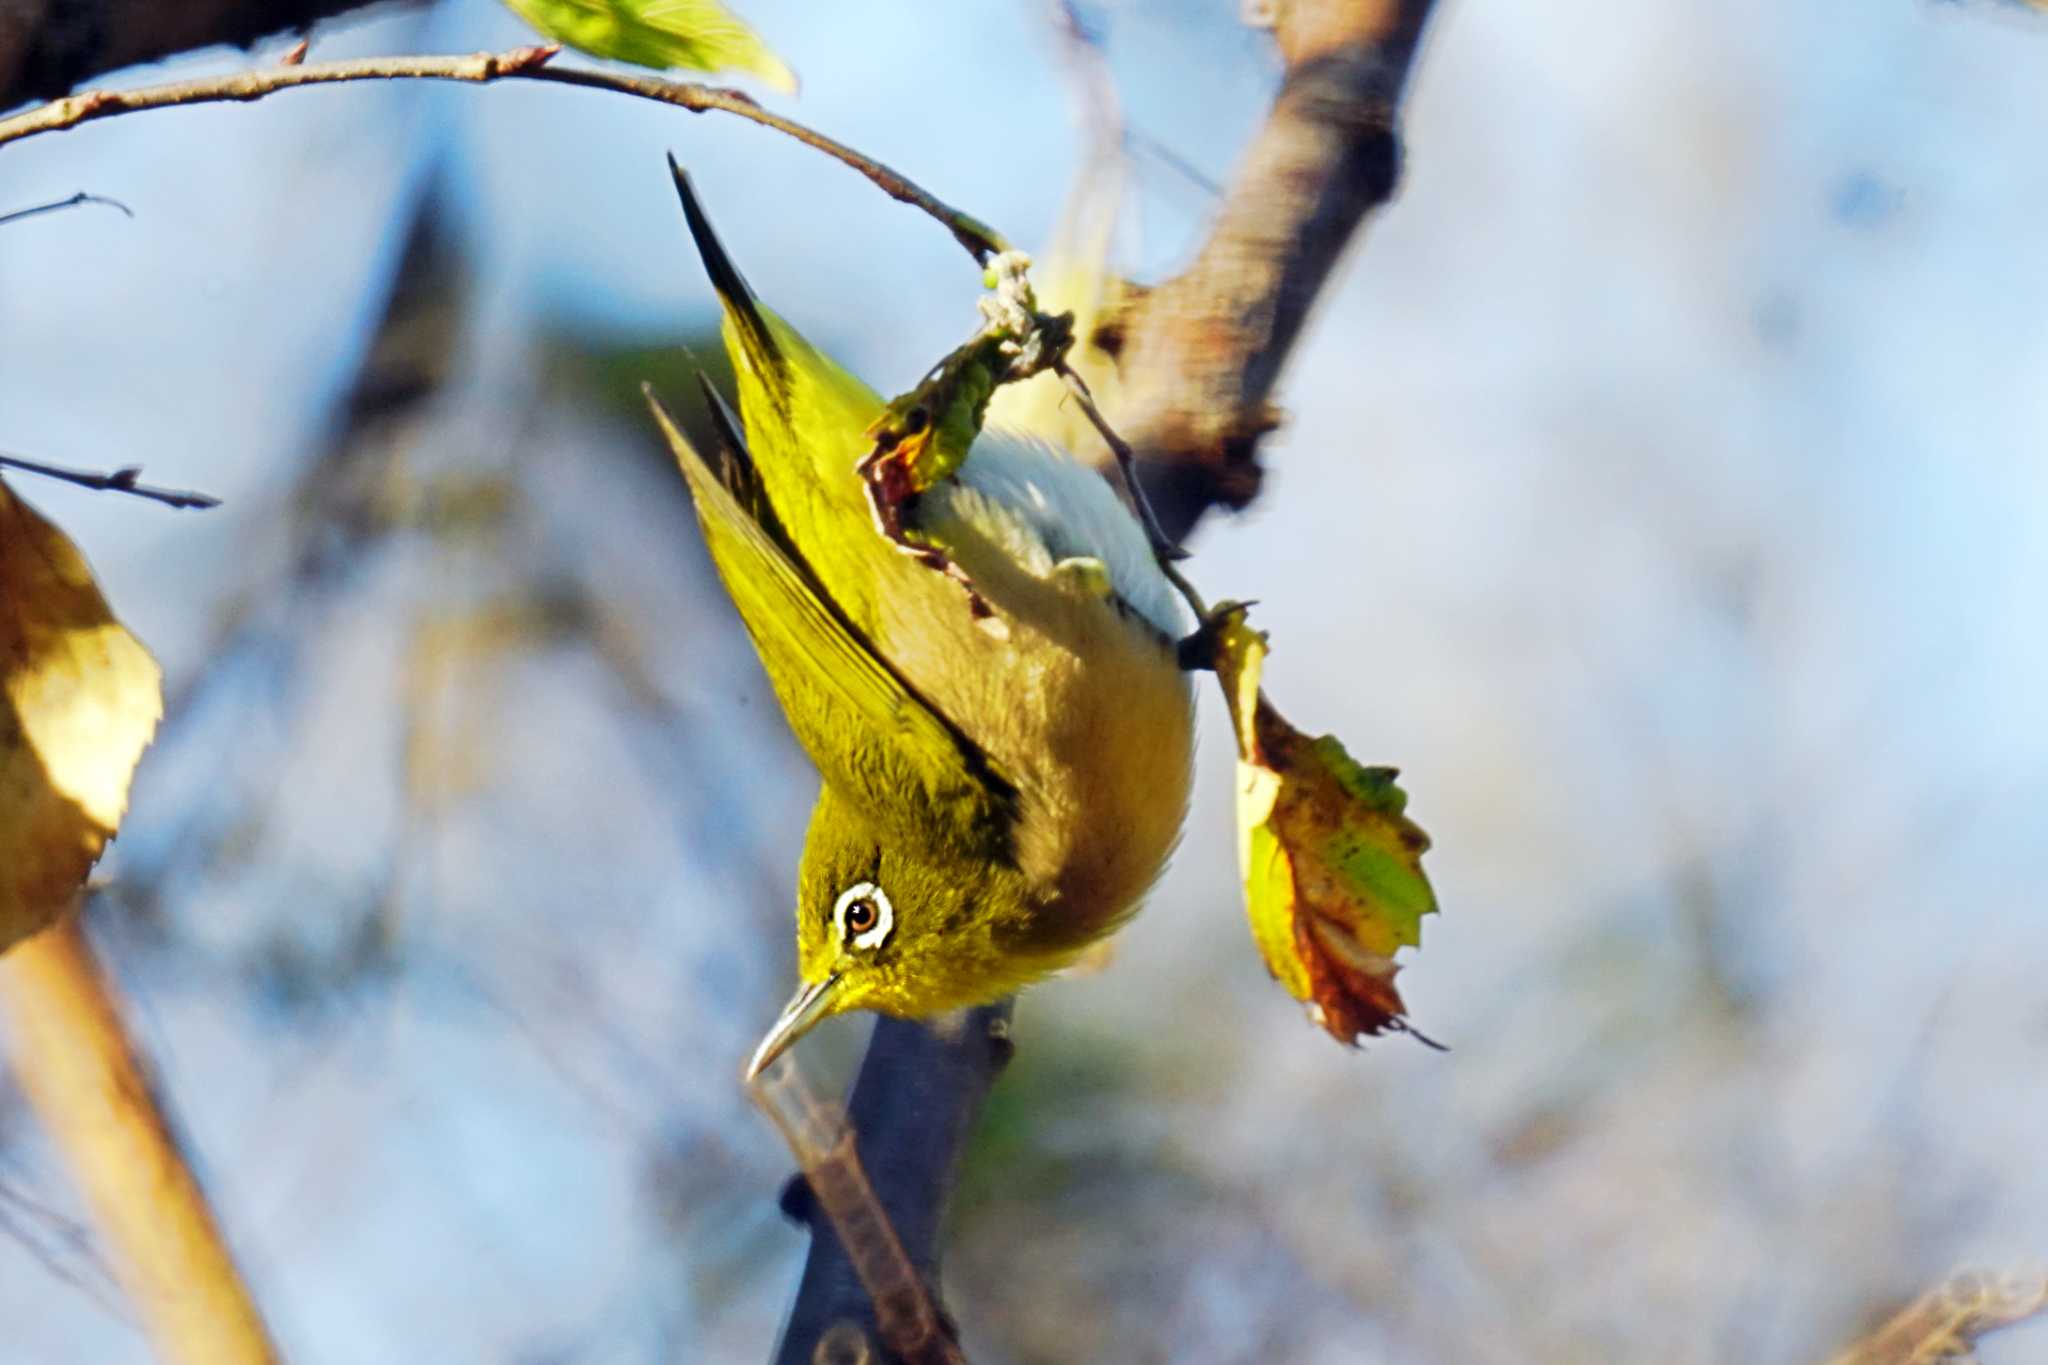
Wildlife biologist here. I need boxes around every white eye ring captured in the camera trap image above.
[832,882,894,951]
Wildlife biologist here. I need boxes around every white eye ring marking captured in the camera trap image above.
[832,882,894,951]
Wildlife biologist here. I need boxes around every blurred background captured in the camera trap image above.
[2,0,2045,1360]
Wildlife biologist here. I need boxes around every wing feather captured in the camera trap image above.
[646,385,1017,862]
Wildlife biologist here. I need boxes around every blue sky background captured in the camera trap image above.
[2,1,2045,1361]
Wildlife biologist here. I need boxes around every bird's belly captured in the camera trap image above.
[1024,626,1197,941]
[878,519,1196,946]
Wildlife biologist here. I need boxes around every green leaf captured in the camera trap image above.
[1216,609,1437,1045]
[502,0,797,93]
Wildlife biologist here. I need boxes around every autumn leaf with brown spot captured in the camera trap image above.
[1213,607,1437,1045]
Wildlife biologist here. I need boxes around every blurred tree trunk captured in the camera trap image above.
[0,912,279,1365]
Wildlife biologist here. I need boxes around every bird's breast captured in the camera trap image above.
[876,432,1197,945]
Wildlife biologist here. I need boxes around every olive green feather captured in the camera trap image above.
[644,387,1018,863]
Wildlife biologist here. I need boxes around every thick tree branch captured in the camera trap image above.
[770,1009,1012,1365]
[1125,0,1433,542]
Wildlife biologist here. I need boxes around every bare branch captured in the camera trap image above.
[1055,360,1188,565]
[0,453,221,510]
[0,44,1012,263]
[0,190,131,227]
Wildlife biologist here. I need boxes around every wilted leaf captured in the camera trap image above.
[856,271,1075,626]
[863,328,1012,511]
[0,476,162,952]
[502,0,797,93]
[1216,608,1436,1044]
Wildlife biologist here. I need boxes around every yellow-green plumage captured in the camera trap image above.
[652,161,1195,1075]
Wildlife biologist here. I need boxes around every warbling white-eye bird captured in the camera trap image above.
[647,159,1196,1080]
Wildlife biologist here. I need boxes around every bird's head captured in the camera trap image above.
[745,784,1049,1079]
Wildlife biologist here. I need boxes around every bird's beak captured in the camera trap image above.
[745,975,841,1082]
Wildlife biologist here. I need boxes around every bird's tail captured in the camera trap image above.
[667,156,788,413]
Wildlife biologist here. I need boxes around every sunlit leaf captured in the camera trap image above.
[0,476,162,952]
[1216,608,1436,1044]
[502,0,797,93]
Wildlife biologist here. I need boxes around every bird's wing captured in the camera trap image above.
[647,386,1019,864]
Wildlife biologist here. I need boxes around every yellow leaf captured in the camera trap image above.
[1215,608,1437,1045]
[0,476,162,952]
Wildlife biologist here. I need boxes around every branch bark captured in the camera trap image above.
[1124,0,1432,541]
[771,1009,1012,1365]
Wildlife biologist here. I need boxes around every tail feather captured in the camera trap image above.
[667,155,786,405]
[694,369,772,523]
[695,368,748,463]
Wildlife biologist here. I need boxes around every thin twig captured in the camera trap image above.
[1053,361,1189,565]
[0,453,221,510]
[0,191,132,227]
[1124,129,1224,200]
[0,45,1011,263]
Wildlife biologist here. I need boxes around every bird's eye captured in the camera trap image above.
[832,881,895,952]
